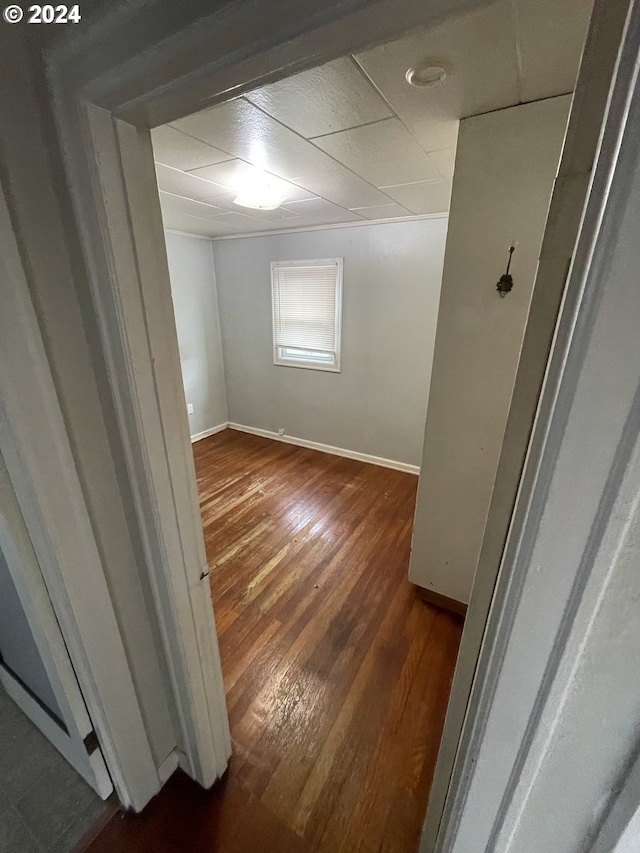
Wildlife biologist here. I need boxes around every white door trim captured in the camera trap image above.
[429,0,640,849]
[420,0,634,847]
[0,183,159,811]
[0,454,112,798]
[46,94,231,788]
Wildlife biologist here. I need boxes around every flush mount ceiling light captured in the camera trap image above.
[405,62,448,88]
[233,169,288,210]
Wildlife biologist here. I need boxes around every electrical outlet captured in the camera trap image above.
[187,403,194,415]
[278,427,285,436]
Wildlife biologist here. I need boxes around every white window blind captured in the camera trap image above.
[271,258,343,371]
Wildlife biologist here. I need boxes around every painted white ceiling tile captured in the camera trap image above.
[246,56,392,138]
[411,120,461,157]
[244,218,303,230]
[312,118,440,188]
[281,184,321,203]
[380,180,451,215]
[233,205,303,222]
[214,211,274,230]
[349,203,412,220]
[155,163,230,202]
[206,220,251,236]
[280,198,364,224]
[201,191,306,218]
[428,147,457,181]
[193,189,237,210]
[187,159,317,206]
[170,99,239,149]
[516,0,593,102]
[161,211,226,237]
[156,0,589,237]
[159,192,228,219]
[151,126,232,171]
[291,170,392,210]
[354,0,519,149]
[172,98,330,181]
[187,158,258,187]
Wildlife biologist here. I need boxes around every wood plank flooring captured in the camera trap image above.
[85,430,463,853]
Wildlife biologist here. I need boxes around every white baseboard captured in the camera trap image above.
[190,422,228,443]
[227,423,420,475]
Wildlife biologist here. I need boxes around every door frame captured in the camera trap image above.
[422,0,635,848]
[427,0,640,848]
[17,0,634,838]
[0,183,159,810]
[0,451,112,798]
[428,0,640,853]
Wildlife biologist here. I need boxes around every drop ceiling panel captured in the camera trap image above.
[162,211,225,236]
[172,98,330,181]
[238,205,303,222]
[159,191,228,219]
[151,126,233,171]
[351,203,412,220]
[281,198,364,224]
[353,0,519,151]
[245,56,393,138]
[155,163,230,202]
[154,0,589,238]
[381,180,452,215]
[214,211,274,230]
[190,150,393,212]
[312,117,440,188]
[187,158,257,187]
[291,170,392,210]
[516,0,593,102]
[207,218,263,236]
[428,147,457,181]
[187,159,318,203]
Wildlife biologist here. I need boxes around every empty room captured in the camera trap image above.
[4,0,638,849]
[139,0,591,848]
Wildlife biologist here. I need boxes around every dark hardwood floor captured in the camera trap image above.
[85,430,462,853]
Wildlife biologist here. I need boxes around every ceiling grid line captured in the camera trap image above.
[510,0,526,105]
[181,93,410,213]
[153,0,593,237]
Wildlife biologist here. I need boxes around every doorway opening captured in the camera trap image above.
[3,0,624,844]
[101,2,593,847]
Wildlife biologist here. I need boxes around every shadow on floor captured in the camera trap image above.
[0,687,109,852]
[83,770,313,853]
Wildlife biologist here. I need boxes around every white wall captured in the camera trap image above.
[0,33,178,769]
[409,95,571,604]
[212,219,447,468]
[165,232,228,437]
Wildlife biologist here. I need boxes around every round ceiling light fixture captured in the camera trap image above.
[405,62,448,89]
[233,169,288,210]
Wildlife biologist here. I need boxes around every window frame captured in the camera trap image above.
[271,257,343,373]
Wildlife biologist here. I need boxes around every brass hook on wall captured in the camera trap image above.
[496,245,515,298]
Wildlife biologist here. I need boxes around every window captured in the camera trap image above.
[271,258,343,372]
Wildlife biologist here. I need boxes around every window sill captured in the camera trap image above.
[273,358,341,373]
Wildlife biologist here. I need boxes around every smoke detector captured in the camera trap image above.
[405,63,448,89]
